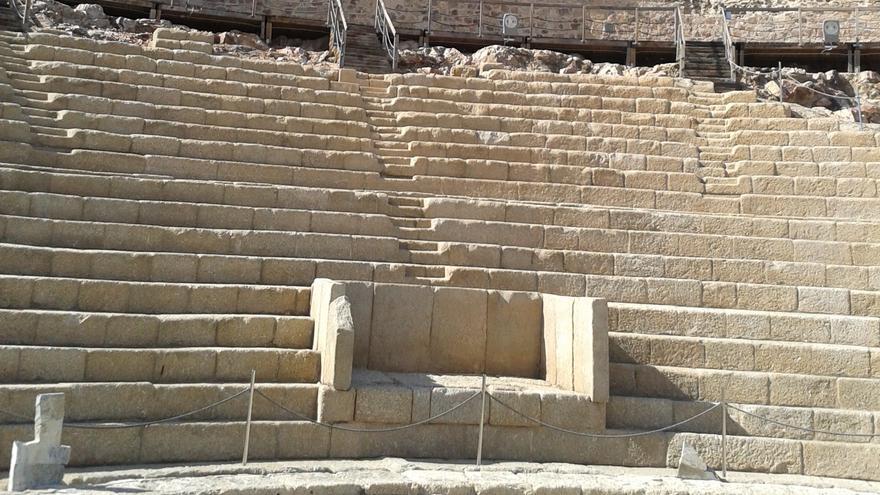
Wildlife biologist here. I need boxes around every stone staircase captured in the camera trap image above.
[684,41,739,92]
[343,24,393,74]
[0,27,879,481]
[0,1,22,33]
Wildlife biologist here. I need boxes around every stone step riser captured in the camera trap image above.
[0,309,314,349]
[0,274,311,316]
[0,345,320,384]
[0,383,318,422]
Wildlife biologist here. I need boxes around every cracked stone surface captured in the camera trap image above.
[4,458,880,494]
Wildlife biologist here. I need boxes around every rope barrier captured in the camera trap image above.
[63,386,251,429]
[255,388,482,433]
[727,404,880,438]
[488,393,723,438]
[0,387,250,429]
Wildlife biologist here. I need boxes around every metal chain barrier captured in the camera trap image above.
[727,404,880,438]
[255,388,482,433]
[0,386,250,429]
[488,392,722,438]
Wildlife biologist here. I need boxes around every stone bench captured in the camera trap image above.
[610,302,880,348]
[0,274,310,315]
[610,332,878,379]
[0,382,317,423]
[0,308,313,349]
[0,345,319,384]
[612,362,880,412]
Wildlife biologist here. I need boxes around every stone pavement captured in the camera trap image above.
[4,458,880,494]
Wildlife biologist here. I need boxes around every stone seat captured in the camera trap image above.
[609,332,878,380]
[18,32,324,77]
[0,274,311,315]
[609,396,879,444]
[0,309,314,349]
[610,303,880,348]
[0,344,319,384]
[709,174,880,199]
[18,126,378,171]
[409,156,704,193]
[21,93,372,138]
[20,42,338,93]
[394,109,699,135]
[0,382,317,423]
[611,362,880,412]
[0,164,385,218]
[0,214,400,262]
[12,82,366,125]
[3,240,877,318]
[0,189,395,237]
[10,162,880,245]
[323,369,604,430]
[0,420,328,467]
[405,135,698,163]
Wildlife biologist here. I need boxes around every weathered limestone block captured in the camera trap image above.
[8,393,71,491]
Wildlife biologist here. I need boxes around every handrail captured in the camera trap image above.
[674,6,686,77]
[719,5,735,83]
[327,0,347,68]
[8,0,33,31]
[375,0,399,71]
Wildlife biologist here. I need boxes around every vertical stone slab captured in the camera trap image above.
[310,278,346,354]
[320,296,355,391]
[429,287,487,373]
[553,296,575,391]
[541,295,559,386]
[345,281,374,369]
[573,297,610,402]
[8,393,71,491]
[485,290,542,378]
[369,284,433,372]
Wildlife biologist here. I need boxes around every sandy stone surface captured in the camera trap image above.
[5,458,880,494]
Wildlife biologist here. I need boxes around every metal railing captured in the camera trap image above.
[8,0,32,31]
[724,6,880,45]
[388,1,677,45]
[327,0,347,68]
[674,6,686,76]
[719,5,735,83]
[375,0,399,71]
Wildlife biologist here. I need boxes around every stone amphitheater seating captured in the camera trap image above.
[0,27,879,482]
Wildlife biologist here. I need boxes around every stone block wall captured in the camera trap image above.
[318,281,609,401]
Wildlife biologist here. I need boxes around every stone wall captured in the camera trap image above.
[331,281,608,401]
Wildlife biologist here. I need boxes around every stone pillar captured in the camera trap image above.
[7,393,71,491]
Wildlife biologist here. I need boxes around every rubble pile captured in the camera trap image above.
[25,0,331,65]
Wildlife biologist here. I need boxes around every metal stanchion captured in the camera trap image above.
[777,62,783,103]
[242,369,256,465]
[476,374,487,467]
[856,94,864,131]
[721,392,728,478]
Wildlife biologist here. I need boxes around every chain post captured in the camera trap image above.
[856,94,864,131]
[581,5,586,42]
[242,369,256,465]
[476,374,487,467]
[778,61,783,102]
[721,391,728,479]
[478,0,483,37]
